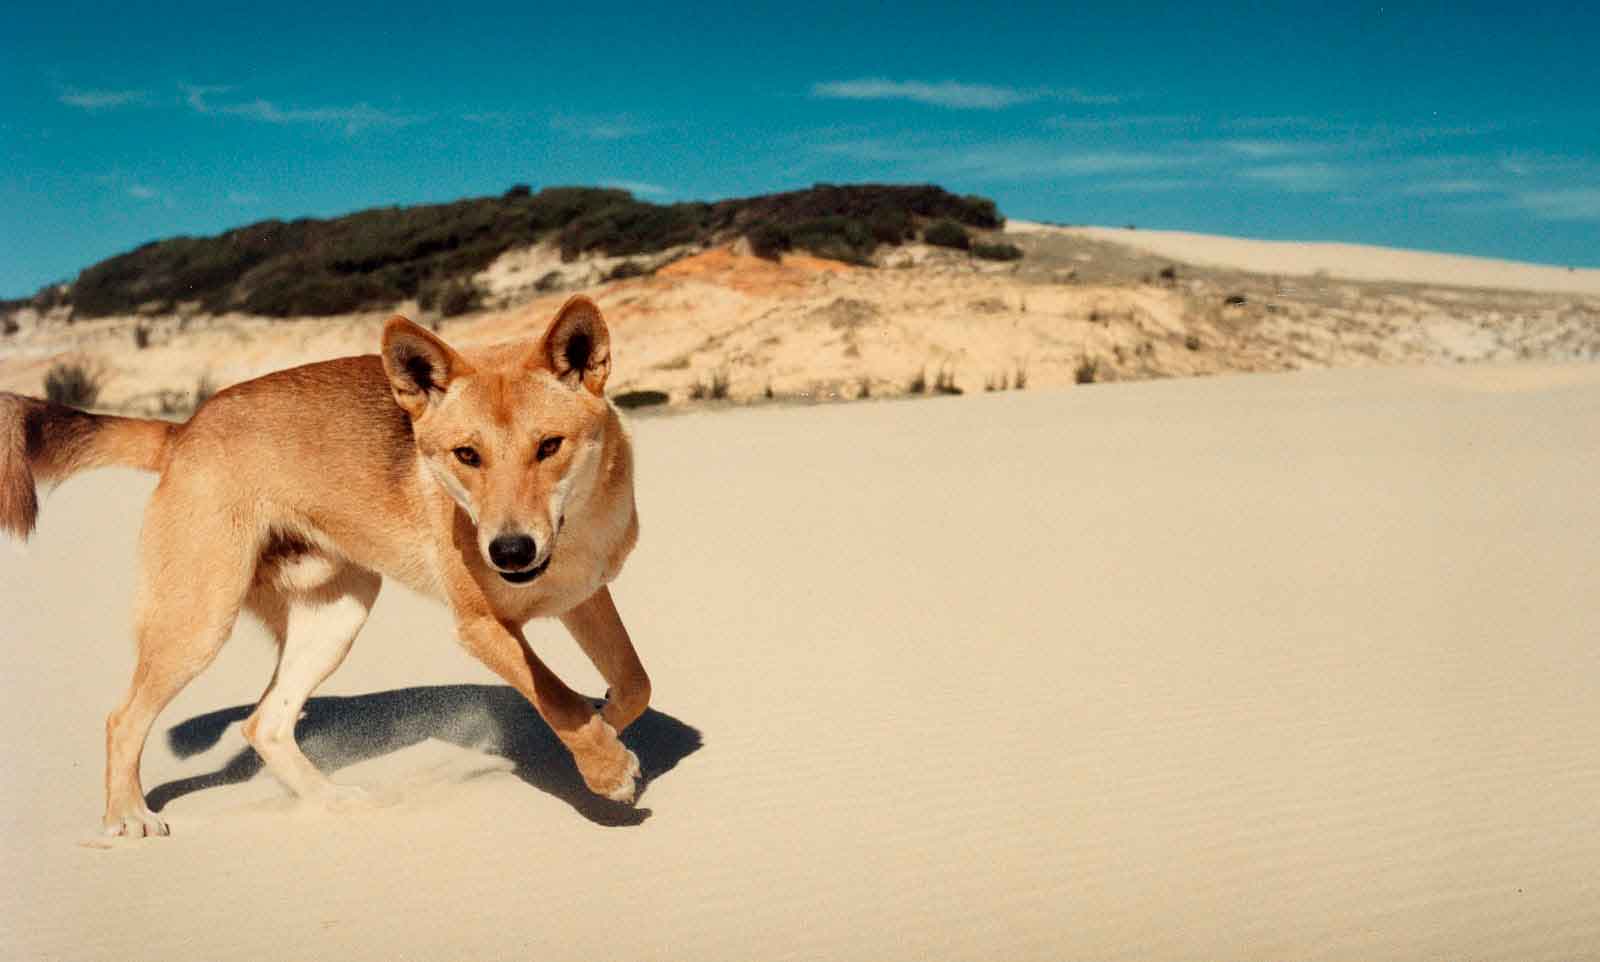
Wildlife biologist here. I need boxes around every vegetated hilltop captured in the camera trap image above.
[5,184,1002,321]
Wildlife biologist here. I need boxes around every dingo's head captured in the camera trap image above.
[380,296,613,584]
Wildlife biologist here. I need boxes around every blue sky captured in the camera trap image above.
[3,0,1597,297]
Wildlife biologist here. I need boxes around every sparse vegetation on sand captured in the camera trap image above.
[44,359,104,408]
[418,277,484,318]
[985,360,1030,392]
[973,241,1024,262]
[688,367,731,401]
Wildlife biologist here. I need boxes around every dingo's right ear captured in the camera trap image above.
[381,316,472,418]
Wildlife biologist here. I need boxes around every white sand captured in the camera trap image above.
[3,365,1600,960]
[1046,225,1600,295]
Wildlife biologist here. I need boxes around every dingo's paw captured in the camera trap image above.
[103,806,169,839]
[569,715,642,804]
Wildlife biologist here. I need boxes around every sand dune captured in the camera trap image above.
[9,226,1600,418]
[3,366,1600,960]
[1050,224,1600,295]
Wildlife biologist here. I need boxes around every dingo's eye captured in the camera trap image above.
[537,436,564,461]
[453,446,481,467]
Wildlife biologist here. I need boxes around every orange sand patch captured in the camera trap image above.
[657,246,852,296]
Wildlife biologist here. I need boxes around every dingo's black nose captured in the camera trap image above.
[488,534,537,569]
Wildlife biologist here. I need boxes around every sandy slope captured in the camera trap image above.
[3,366,1600,960]
[8,230,1600,417]
[1052,224,1600,295]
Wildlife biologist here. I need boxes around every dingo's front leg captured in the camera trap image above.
[561,586,650,734]
[456,614,640,803]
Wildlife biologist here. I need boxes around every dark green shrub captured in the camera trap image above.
[437,279,482,317]
[44,360,102,408]
[558,201,709,261]
[504,184,532,198]
[924,220,970,250]
[613,389,670,409]
[240,271,391,316]
[958,194,1003,229]
[746,223,792,260]
[788,217,876,265]
[867,208,912,244]
[688,368,731,401]
[606,260,651,281]
[973,241,1023,261]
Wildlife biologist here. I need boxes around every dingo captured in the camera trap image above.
[1,296,649,836]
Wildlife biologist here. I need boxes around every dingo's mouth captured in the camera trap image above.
[497,555,551,585]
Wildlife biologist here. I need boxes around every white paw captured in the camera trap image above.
[103,808,169,838]
[604,749,642,803]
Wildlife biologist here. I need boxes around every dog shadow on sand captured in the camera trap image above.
[146,685,703,827]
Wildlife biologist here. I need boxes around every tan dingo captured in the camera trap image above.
[1,296,649,836]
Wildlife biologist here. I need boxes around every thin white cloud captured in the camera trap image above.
[1401,179,1498,197]
[1061,89,1124,106]
[1239,162,1347,192]
[226,191,260,205]
[184,84,415,134]
[222,99,413,132]
[816,135,1179,181]
[182,84,231,112]
[1515,187,1600,221]
[812,79,1118,111]
[463,111,520,127]
[815,137,917,163]
[60,88,147,110]
[550,114,649,141]
[1224,115,1324,131]
[1220,139,1322,159]
[814,79,1035,110]
[1046,114,1196,131]
[934,142,1177,180]
[1496,152,1590,178]
[94,171,167,205]
[1103,178,1202,193]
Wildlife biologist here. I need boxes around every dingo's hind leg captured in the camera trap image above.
[242,563,380,806]
[104,495,257,837]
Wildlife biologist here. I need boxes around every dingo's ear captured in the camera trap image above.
[536,296,611,395]
[381,315,471,418]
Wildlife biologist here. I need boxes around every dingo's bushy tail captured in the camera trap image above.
[1,392,176,540]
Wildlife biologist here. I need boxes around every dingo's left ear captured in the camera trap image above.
[381,315,471,418]
[536,296,611,395]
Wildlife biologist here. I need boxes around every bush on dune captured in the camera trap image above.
[54,183,1011,319]
[923,219,971,250]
